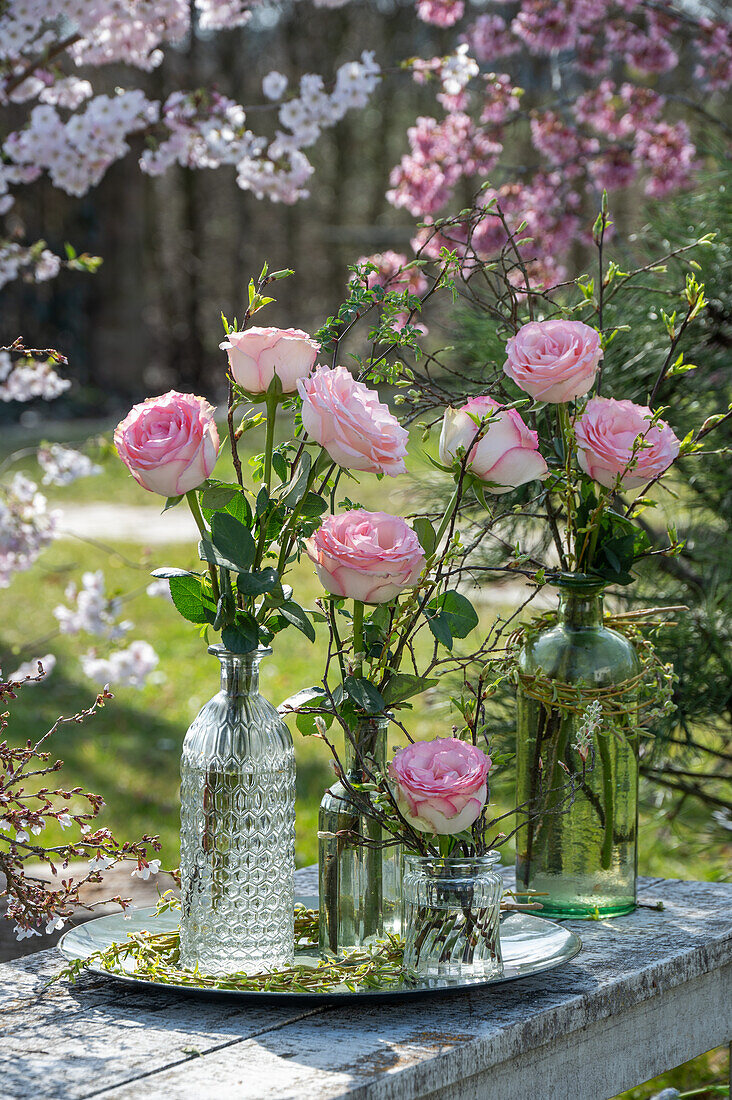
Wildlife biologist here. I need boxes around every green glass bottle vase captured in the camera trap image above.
[318,714,401,957]
[515,578,640,919]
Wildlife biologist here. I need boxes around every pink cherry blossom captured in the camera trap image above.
[416,0,464,28]
[462,14,520,62]
[80,640,159,689]
[0,473,58,588]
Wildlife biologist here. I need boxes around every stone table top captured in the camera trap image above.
[1,867,731,1100]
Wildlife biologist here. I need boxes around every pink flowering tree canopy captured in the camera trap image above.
[0,0,730,288]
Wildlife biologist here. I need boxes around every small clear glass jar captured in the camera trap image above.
[402,853,504,982]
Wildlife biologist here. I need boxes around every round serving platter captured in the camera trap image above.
[58,894,581,1004]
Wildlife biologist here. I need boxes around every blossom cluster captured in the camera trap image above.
[52,573,161,688]
[0,238,64,288]
[37,444,102,486]
[80,640,160,689]
[6,652,57,682]
[0,351,70,401]
[386,0,726,276]
[0,474,58,588]
[388,111,502,218]
[2,48,379,209]
[4,91,158,198]
[0,0,253,79]
[140,90,261,177]
[54,570,133,640]
[0,0,728,289]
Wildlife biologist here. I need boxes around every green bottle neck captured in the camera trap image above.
[557,588,605,630]
[344,716,389,779]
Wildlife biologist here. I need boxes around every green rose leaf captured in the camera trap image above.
[278,685,329,714]
[281,451,312,509]
[428,590,479,642]
[426,613,453,650]
[343,676,386,715]
[299,492,329,519]
[412,517,437,557]
[169,575,216,625]
[272,451,289,484]
[277,600,316,642]
[210,512,256,573]
[200,485,238,512]
[199,537,240,573]
[151,567,198,579]
[382,672,438,706]
[236,568,280,596]
[222,617,259,653]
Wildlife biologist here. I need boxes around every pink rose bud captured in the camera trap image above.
[220,326,319,394]
[297,365,408,476]
[114,391,219,497]
[503,319,602,403]
[574,396,680,490]
[305,510,425,604]
[439,395,548,494]
[389,737,490,835]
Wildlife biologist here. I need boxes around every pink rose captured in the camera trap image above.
[220,326,319,394]
[574,396,680,490]
[503,319,602,403]
[297,366,408,477]
[305,510,425,604]
[389,738,490,835]
[439,395,548,494]
[114,391,219,497]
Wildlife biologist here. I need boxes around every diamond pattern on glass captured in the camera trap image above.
[178,654,295,976]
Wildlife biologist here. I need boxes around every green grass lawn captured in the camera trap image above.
[2,424,730,1099]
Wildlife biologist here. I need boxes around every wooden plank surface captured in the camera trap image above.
[1,870,730,1100]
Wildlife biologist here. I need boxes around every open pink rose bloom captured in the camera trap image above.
[390,737,490,835]
[574,396,680,490]
[305,509,425,604]
[298,365,408,476]
[114,390,219,497]
[503,319,602,404]
[220,326,319,394]
[439,395,548,493]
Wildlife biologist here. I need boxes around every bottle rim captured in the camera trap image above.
[550,571,608,593]
[208,643,273,660]
[403,851,502,872]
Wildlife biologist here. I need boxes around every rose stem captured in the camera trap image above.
[186,490,220,602]
[352,600,365,680]
[263,391,279,497]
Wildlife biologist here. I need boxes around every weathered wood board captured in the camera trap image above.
[1,868,730,1100]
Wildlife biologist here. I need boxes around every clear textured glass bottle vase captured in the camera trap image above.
[318,714,401,957]
[515,579,640,919]
[179,645,296,975]
[402,853,504,982]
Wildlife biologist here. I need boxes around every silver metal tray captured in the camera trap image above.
[58,895,581,1004]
